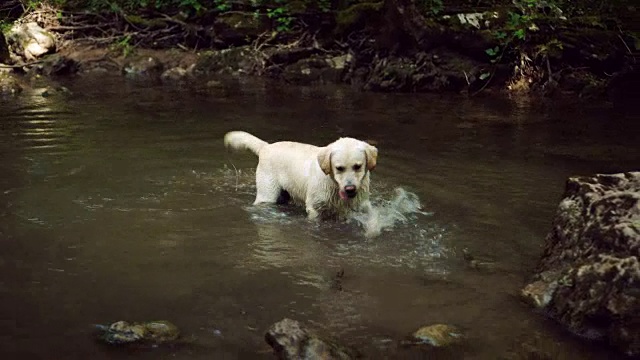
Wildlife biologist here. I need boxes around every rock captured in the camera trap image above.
[0,72,23,95]
[265,318,357,360]
[400,324,464,347]
[522,172,640,357]
[264,47,318,67]
[43,55,79,76]
[122,56,164,79]
[193,46,260,75]
[161,66,189,83]
[25,55,79,77]
[95,320,180,346]
[6,22,56,61]
[282,54,351,85]
[39,86,72,98]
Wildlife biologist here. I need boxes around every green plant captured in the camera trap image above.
[113,34,134,57]
[213,0,230,12]
[485,0,546,64]
[317,0,331,13]
[265,0,294,33]
[0,20,13,34]
[419,0,444,16]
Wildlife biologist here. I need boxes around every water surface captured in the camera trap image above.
[1,75,638,359]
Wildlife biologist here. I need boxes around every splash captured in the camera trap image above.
[349,187,430,238]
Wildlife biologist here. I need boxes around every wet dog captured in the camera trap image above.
[223,131,378,220]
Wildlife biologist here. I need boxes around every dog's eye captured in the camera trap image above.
[353,164,362,171]
[335,166,345,172]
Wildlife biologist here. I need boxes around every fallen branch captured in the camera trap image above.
[0,59,47,68]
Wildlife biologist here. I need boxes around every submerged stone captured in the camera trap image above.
[95,320,180,346]
[265,318,357,360]
[403,324,464,347]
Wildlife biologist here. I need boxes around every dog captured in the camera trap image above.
[223,131,378,220]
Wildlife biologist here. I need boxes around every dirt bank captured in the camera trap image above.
[1,0,638,102]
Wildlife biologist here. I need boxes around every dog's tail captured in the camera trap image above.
[223,131,269,156]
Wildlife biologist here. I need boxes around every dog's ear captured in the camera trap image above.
[365,144,378,171]
[317,147,332,175]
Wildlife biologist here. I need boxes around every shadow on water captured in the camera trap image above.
[0,75,638,359]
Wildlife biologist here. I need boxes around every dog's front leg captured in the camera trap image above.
[306,206,320,220]
[305,193,322,220]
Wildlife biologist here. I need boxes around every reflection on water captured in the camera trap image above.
[0,76,638,359]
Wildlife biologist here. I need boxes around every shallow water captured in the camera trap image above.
[0,75,638,359]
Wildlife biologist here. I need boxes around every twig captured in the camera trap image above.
[617,34,633,56]
[47,24,109,31]
[0,59,47,68]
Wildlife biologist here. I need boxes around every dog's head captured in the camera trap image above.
[317,138,378,201]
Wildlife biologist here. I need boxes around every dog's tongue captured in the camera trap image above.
[339,190,348,201]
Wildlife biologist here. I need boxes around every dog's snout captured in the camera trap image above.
[344,185,357,198]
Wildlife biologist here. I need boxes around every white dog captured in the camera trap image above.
[223,131,378,220]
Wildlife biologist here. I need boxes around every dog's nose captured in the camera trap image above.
[344,185,357,198]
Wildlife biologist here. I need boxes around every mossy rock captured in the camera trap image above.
[400,324,465,348]
[95,320,180,346]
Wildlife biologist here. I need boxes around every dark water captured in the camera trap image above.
[0,75,638,360]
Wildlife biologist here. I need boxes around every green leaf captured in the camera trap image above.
[479,72,490,80]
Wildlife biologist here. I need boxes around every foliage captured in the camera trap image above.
[112,34,135,57]
[484,0,563,64]
[477,0,568,85]
[419,0,443,16]
[14,0,339,33]
[0,20,12,34]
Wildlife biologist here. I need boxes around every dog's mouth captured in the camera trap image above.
[339,186,357,201]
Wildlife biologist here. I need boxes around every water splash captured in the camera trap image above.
[213,166,431,238]
[349,187,430,238]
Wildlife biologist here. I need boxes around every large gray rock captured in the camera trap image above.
[265,318,357,360]
[6,22,56,61]
[522,172,640,357]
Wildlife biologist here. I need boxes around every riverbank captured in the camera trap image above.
[1,0,638,103]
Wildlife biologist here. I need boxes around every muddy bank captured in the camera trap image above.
[0,1,638,102]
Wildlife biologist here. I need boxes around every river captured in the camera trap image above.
[0,74,637,359]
